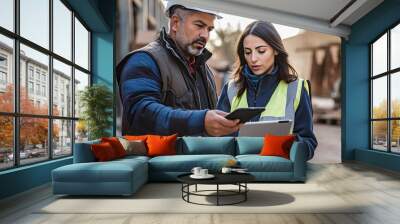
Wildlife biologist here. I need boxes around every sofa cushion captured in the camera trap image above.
[101,137,127,158]
[52,158,148,195]
[236,155,293,172]
[124,135,148,141]
[115,155,150,164]
[147,134,177,157]
[148,154,235,172]
[74,140,100,163]
[236,137,264,155]
[53,157,148,181]
[91,142,118,161]
[260,134,295,159]
[179,137,235,155]
[119,138,147,156]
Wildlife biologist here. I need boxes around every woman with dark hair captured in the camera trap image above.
[217,21,317,160]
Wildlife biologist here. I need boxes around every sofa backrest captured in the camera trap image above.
[235,137,264,155]
[73,136,264,163]
[73,139,100,163]
[177,137,236,155]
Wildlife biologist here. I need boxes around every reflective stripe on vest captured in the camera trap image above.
[227,78,309,132]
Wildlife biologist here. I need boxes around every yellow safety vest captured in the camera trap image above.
[227,78,309,132]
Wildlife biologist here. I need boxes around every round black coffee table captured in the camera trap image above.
[177,173,255,206]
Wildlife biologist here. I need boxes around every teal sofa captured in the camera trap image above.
[52,137,307,196]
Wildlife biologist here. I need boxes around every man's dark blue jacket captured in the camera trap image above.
[116,30,215,136]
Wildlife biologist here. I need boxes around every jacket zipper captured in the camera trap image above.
[254,81,262,107]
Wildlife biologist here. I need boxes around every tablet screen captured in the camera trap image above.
[225,107,265,123]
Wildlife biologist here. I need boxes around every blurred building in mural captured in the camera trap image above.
[115,0,167,135]
[116,0,167,62]
[284,31,341,125]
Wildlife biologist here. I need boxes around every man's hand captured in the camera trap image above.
[204,110,241,136]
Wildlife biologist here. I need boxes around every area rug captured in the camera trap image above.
[37,183,361,214]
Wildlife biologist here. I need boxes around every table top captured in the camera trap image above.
[177,172,255,185]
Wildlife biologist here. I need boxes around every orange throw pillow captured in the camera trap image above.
[91,142,117,161]
[259,134,296,159]
[124,135,148,141]
[146,134,178,157]
[101,137,126,158]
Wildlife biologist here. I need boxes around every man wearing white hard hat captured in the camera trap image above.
[116,0,240,136]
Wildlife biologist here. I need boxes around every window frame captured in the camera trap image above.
[0,0,92,171]
[370,20,400,154]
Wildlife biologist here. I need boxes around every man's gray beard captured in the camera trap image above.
[176,30,204,57]
[187,45,204,56]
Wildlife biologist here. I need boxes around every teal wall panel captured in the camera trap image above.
[91,0,115,135]
[342,43,369,160]
[343,0,400,172]
[355,149,400,172]
[0,158,72,199]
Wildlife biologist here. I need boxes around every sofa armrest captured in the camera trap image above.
[289,141,307,182]
[73,140,99,163]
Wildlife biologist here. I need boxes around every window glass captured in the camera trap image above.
[75,120,88,143]
[0,116,13,170]
[20,0,49,49]
[372,121,388,151]
[74,69,89,118]
[20,44,49,115]
[53,59,72,116]
[391,120,400,153]
[0,0,14,31]
[0,35,14,113]
[391,72,400,118]
[53,119,72,158]
[372,34,387,76]
[74,18,89,70]
[391,24,400,70]
[20,117,49,165]
[372,77,387,119]
[53,0,72,60]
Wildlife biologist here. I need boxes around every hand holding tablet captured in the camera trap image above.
[225,107,265,123]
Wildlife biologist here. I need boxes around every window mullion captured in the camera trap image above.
[387,29,391,152]
[49,0,53,160]
[370,45,374,149]
[13,0,20,167]
[71,11,76,155]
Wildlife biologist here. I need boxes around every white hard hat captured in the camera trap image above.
[165,0,223,19]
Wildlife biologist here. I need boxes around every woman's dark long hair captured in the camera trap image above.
[232,21,298,98]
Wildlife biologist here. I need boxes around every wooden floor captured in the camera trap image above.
[1,162,400,224]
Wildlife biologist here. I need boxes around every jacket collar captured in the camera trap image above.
[243,64,278,76]
[243,64,278,87]
[158,27,212,66]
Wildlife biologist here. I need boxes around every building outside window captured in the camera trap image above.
[35,83,40,95]
[0,71,6,83]
[41,73,46,83]
[0,54,7,88]
[35,70,40,81]
[42,85,46,97]
[28,81,34,94]
[371,23,400,154]
[28,67,34,80]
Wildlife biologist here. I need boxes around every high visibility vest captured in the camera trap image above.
[227,78,309,133]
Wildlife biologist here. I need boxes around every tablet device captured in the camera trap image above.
[225,107,265,123]
[239,120,292,137]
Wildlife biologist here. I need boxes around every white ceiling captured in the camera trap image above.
[225,0,352,22]
[172,0,384,38]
